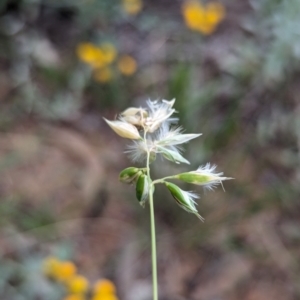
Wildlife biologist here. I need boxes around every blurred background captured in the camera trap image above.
[0,0,300,299]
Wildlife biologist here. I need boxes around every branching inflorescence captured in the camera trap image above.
[104,99,232,300]
[104,99,231,220]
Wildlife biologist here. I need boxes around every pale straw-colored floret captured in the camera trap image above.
[155,124,201,147]
[144,99,178,132]
[120,107,148,126]
[117,99,177,133]
[103,118,141,139]
[125,110,201,163]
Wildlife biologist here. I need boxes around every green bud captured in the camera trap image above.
[174,165,232,190]
[136,174,150,208]
[164,182,204,221]
[119,167,143,184]
[176,173,211,184]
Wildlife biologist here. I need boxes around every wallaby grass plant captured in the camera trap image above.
[104,99,232,300]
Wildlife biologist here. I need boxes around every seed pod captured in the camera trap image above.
[119,167,143,184]
[164,182,204,221]
[136,174,149,207]
[175,163,232,191]
[176,173,210,184]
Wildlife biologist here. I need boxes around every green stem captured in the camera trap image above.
[152,175,177,185]
[145,134,158,300]
[149,181,158,300]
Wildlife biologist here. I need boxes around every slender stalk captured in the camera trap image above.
[148,181,158,300]
[152,175,177,185]
[145,132,158,300]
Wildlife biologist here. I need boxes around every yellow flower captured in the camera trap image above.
[54,261,77,282]
[205,2,225,24]
[182,1,225,35]
[117,55,137,76]
[43,257,77,281]
[77,43,117,69]
[91,294,119,300]
[93,279,116,295]
[66,275,89,294]
[94,67,113,83]
[63,295,86,300]
[43,256,61,278]
[77,43,103,66]
[122,0,143,15]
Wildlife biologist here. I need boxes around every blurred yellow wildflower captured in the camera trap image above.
[93,279,116,295]
[91,294,119,300]
[77,43,117,69]
[117,55,137,76]
[122,0,143,15]
[43,257,77,281]
[66,275,89,294]
[77,42,138,83]
[94,67,113,83]
[182,0,225,35]
[63,295,86,300]
[54,261,77,282]
[43,256,61,278]
[77,43,103,66]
